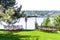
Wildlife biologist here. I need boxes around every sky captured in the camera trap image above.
[16,0,60,11]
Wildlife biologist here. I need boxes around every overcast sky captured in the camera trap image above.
[16,0,60,11]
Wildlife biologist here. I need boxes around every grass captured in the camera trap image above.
[0,30,60,40]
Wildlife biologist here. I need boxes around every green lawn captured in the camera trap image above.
[0,30,60,40]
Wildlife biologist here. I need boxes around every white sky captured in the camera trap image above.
[16,0,60,11]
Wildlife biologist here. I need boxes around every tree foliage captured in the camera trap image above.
[12,5,26,19]
[51,14,60,30]
[0,7,14,22]
[0,0,15,9]
[0,0,26,22]
[41,17,51,26]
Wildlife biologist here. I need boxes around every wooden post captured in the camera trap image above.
[25,16,27,29]
[34,14,38,29]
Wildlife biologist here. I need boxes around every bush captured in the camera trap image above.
[41,17,52,27]
[51,14,60,31]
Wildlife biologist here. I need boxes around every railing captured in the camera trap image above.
[40,26,57,32]
[4,25,23,30]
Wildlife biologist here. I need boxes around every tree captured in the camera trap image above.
[0,7,14,22]
[0,0,26,22]
[51,14,60,30]
[12,5,26,19]
[41,17,51,27]
[0,0,15,10]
